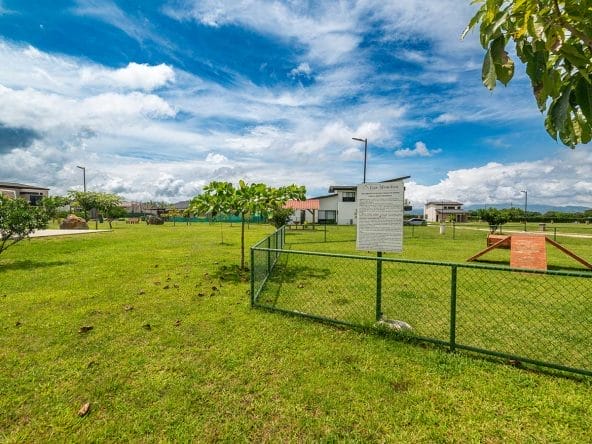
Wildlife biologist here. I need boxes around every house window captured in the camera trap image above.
[342,192,355,202]
[29,194,43,206]
[319,210,336,224]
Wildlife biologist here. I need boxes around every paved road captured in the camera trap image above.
[29,229,111,238]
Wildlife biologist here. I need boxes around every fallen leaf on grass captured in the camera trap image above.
[78,402,91,417]
[138,289,145,295]
[142,323,152,331]
[124,305,134,311]
[163,285,170,290]
[15,321,21,327]
[173,284,179,289]
[153,281,161,286]
[87,360,98,368]
[174,320,181,326]
[78,326,93,333]
[197,293,205,297]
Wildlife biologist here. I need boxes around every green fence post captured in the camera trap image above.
[267,237,271,273]
[250,247,255,307]
[376,252,383,321]
[450,265,457,352]
[554,227,557,241]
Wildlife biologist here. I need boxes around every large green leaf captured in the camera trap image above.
[482,48,497,90]
[575,77,592,122]
[550,87,572,133]
[491,36,515,85]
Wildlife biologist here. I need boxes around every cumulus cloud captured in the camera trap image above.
[405,153,592,207]
[80,62,175,91]
[205,152,228,164]
[395,141,441,158]
[289,62,312,78]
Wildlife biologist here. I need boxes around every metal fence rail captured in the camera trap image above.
[250,229,592,376]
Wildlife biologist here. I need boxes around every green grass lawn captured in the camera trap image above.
[2,222,592,441]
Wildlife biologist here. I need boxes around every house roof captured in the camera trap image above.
[171,200,190,210]
[284,199,320,210]
[380,176,411,182]
[425,200,463,206]
[310,193,338,200]
[328,185,356,192]
[328,176,410,193]
[0,181,49,191]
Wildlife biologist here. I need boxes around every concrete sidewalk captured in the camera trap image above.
[29,229,111,238]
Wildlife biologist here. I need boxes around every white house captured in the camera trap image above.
[291,177,410,225]
[0,181,49,204]
[424,200,468,222]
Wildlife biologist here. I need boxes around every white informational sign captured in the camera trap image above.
[356,181,405,252]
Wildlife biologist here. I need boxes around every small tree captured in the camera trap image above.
[477,208,510,233]
[94,193,122,229]
[269,207,295,228]
[190,181,236,244]
[0,196,50,257]
[40,195,70,223]
[68,191,122,229]
[190,181,306,271]
[166,207,183,226]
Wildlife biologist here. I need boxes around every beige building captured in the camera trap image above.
[424,200,468,222]
[0,182,49,205]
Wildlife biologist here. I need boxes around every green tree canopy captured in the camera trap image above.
[40,195,70,221]
[476,207,511,232]
[464,0,592,147]
[190,181,305,270]
[0,195,50,257]
[68,191,122,228]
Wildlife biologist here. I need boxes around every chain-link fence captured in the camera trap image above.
[251,226,592,376]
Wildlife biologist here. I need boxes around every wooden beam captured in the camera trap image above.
[545,237,592,270]
[467,236,511,262]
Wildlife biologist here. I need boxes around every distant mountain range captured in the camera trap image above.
[464,203,591,214]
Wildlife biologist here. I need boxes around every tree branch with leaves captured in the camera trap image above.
[464,0,592,147]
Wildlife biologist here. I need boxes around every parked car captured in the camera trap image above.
[404,218,427,226]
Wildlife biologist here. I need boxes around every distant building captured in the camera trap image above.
[0,182,49,205]
[424,200,468,222]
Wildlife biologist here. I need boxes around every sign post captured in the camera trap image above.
[356,182,405,321]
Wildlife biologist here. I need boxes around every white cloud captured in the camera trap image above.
[395,141,441,158]
[205,152,228,164]
[405,152,592,207]
[72,0,172,48]
[289,62,312,78]
[80,62,175,91]
[163,1,360,66]
[340,147,363,161]
[434,113,458,124]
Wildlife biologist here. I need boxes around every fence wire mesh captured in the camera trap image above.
[251,226,592,376]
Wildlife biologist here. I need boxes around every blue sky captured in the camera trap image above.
[0,0,590,207]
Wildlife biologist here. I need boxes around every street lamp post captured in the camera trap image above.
[76,165,86,192]
[76,165,87,220]
[521,190,528,231]
[352,137,368,183]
